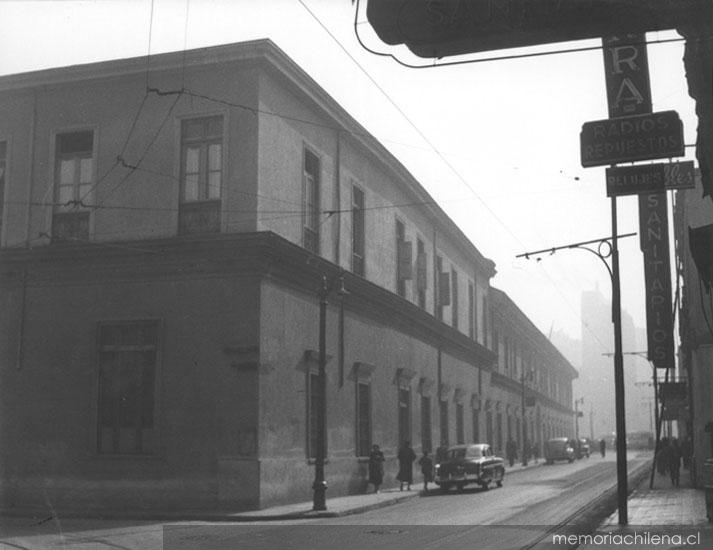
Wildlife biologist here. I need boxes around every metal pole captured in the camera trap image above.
[313,276,328,511]
[611,196,628,525]
[521,372,528,466]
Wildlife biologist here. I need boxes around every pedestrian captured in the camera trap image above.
[367,444,385,493]
[396,440,416,491]
[680,437,692,470]
[435,443,447,465]
[532,441,540,464]
[668,438,682,487]
[599,438,606,458]
[506,437,517,467]
[418,450,434,492]
[656,438,669,477]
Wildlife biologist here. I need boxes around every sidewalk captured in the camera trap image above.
[0,459,541,523]
[577,468,713,549]
[206,459,542,522]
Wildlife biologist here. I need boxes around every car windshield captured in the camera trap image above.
[446,447,482,460]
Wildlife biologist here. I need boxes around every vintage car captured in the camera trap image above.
[579,438,591,458]
[544,437,575,464]
[434,443,505,492]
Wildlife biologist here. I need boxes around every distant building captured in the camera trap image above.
[489,288,578,459]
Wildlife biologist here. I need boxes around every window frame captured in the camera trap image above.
[356,379,372,457]
[178,114,225,235]
[351,183,365,276]
[51,127,97,242]
[0,139,7,245]
[94,318,162,457]
[302,146,321,254]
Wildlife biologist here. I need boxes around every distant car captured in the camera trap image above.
[545,438,575,464]
[434,443,505,492]
[579,438,591,458]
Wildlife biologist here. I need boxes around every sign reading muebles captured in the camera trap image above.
[638,192,675,369]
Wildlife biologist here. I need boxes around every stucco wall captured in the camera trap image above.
[0,272,260,511]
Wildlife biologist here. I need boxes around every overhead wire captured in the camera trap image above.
[304,0,613,351]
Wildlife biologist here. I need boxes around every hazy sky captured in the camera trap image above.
[0,0,698,356]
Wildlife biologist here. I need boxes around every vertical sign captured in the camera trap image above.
[603,34,652,118]
[604,34,674,369]
[639,193,675,369]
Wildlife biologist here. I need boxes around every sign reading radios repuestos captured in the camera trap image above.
[580,110,684,167]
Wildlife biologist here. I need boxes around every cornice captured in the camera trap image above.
[0,231,495,369]
[489,371,573,416]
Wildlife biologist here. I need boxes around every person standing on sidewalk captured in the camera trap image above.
[506,438,517,467]
[599,438,606,458]
[668,438,682,487]
[396,441,416,491]
[367,444,385,493]
[418,450,434,492]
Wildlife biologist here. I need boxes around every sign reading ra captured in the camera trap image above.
[580,110,684,167]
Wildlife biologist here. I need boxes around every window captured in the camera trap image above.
[472,409,480,443]
[356,381,371,456]
[307,372,322,459]
[468,282,475,339]
[303,149,320,253]
[398,386,411,445]
[451,268,459,328]
[53,130,93,242]
[421,395,432,453]
[97,321,158,455]
[179,116,223,235]
[416,238,427,309]
[396,220,412,297]
[486,411,493,447]
[352,185,365,276]
[439,399,449,447]
[0,141,5,241]
[456,403,464,444]
[435,256,444,320]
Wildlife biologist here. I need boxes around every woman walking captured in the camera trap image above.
[367,444,385,493]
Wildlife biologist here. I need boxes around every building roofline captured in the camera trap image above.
[490,286,578,379]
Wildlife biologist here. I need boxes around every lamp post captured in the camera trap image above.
[517,231,636,524]
[312,273,347,511]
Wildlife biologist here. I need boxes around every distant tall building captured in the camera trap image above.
[577,288,652,440]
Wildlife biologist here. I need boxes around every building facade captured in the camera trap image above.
[489,288,578,460]
[0,40,575,512]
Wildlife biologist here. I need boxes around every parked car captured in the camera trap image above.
[434,443,505,492]
[544,437,575,464]
[579,438,591,458]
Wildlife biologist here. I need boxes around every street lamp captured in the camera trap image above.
[312,273,347,511]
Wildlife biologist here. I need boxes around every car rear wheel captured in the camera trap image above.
[456,483,466,492]
[480,481,490,491]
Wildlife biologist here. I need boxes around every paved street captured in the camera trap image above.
[0,453,652,550]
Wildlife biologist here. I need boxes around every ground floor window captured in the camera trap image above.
[472,409,480,443]
[439,400,449,447]
[421,395,432,453]
[97,321,159,455]
[456,403,464,444]
[356,381,371,457]
[398,387,411,446]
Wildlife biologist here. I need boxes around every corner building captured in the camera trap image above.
[0,40,573,512]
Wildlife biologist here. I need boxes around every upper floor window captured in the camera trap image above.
[468,282,475,339]
[0,141,6,242]
[53,130,93,242]
[396,219,412,298]
[436,255,450,321]
[416,238,427,309]
[179,116,223,235]
[352,185,365,276]
[451,268,459,329]
[303,149,320,254]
